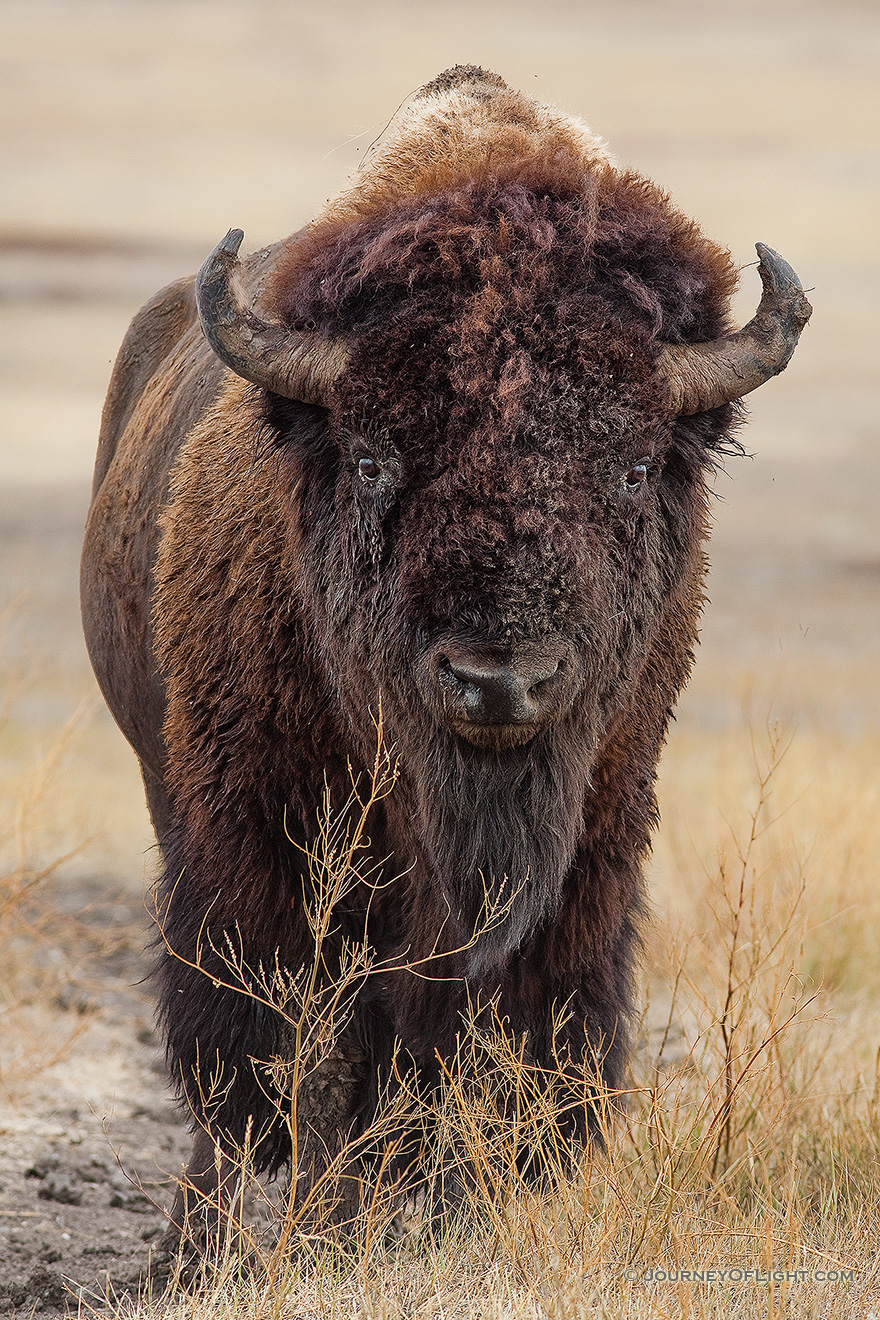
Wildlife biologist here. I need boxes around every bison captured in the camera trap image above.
[81,65,810,1239]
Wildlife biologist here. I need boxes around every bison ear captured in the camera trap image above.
[196,229,349,407]
[656,244,811,417]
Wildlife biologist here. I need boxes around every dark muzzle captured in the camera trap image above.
[427,639,577,743]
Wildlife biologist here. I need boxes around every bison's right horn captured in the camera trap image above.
[196,229,348,406]
[657,243,812,417]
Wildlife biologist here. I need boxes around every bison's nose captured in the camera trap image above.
[432,644,573,728]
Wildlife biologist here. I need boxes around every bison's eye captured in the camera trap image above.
[358,456,381,482]
[623,460,649,493]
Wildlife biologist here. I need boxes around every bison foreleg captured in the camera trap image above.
[288,1034,369,1230]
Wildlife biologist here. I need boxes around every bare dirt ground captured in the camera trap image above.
[1,0,878,1312]
[0,877,187,1315]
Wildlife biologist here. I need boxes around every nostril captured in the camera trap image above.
[436,655,470,693]
[437,655,472,691]
[528,658,568,695]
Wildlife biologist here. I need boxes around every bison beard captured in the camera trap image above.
[411,727,596,971]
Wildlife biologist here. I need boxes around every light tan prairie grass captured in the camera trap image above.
[653,718,880,997]
[123,718,880,1319]
[0,652,97,1092]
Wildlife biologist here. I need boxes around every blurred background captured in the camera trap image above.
[1,0,878,917]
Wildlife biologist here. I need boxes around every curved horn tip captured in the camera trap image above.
[754,242,813,337]
[199,230,245,284]
[754,241,804,295]
[218,227,245,257]
[197,229,246,304]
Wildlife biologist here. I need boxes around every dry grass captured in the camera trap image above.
[0,639,100,1094]
[93,712,880,1319]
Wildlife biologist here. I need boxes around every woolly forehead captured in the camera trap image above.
[267,169,736,465]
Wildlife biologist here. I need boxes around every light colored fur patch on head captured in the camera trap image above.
[320,66,616,226]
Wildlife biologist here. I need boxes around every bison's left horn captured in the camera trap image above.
[196,229,348,406]
[657,243,812,417]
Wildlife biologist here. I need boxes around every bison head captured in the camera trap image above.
[193,69,810,971]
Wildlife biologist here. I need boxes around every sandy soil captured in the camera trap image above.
[0,0,878,1312]
[0,882,188,1314]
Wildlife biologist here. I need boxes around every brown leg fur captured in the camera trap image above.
[292,1039,369,1230]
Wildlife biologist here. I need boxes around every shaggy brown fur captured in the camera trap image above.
[82,66,753,1234]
